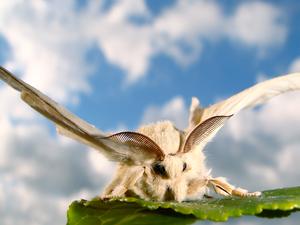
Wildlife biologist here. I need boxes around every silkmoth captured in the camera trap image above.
[1,66,300,202]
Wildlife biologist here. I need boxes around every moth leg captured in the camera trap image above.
[186,178,208,199]
[102,164,143,199]
[172,178,188,202]
[186,178,209,199]
[208,177,261,197]
[232,187,262,197]
[138,167,167,201]
[102,165,126,198]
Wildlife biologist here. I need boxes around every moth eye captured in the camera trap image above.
[182,162,187,172]
[152,162,167,177]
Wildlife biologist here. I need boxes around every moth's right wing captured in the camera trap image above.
[0,66,164,164]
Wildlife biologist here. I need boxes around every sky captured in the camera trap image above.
[0,0,300,224]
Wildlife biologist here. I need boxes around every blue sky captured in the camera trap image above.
[73,0,300,130]
[0,1,300,225]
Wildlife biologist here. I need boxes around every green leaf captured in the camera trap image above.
[67,200,196,225]
[67,186,300,225]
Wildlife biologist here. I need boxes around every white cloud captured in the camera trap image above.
[228,2,287,47]
[88,150,115,177]
[0,0,287,85]
[0,118,110,225]
[84,0,155,83]
[0,0,92,103]
[277,143,300,176]
[151,0,287,66]
[154,0,223,40]
[152,0,223,66]
[289,57,300,73]
[141,96,189,129]
[0,179,101,225]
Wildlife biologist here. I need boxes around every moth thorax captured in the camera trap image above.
[138,121,181,155]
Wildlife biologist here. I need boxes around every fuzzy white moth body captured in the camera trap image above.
[103,121,209,201]
[1,66,300,202]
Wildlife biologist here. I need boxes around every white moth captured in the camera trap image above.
[1,66,300,202]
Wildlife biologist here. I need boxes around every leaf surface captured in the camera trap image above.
[67,186,300,224]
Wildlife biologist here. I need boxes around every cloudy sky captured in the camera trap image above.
[0,0,300,224]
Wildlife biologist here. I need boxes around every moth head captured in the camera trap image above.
[102,115,232,179]
[155,115,233,178]
[152,154,188,179]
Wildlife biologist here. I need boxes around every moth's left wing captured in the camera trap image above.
[188,97,204,131]
[201,73,300,123]
[0,67,163,164]
[185,73,300,152]
[188,73,300,137]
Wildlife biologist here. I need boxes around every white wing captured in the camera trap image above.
[189,73,300,132]
[186,73,300,151]
[203,73,300,121]
[0,67,163,164]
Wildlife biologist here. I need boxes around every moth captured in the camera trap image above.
[1,66,300,202]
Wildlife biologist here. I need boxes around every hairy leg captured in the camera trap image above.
[208,177,261,197]
[102,164,144,198]
[186,178,209,199]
